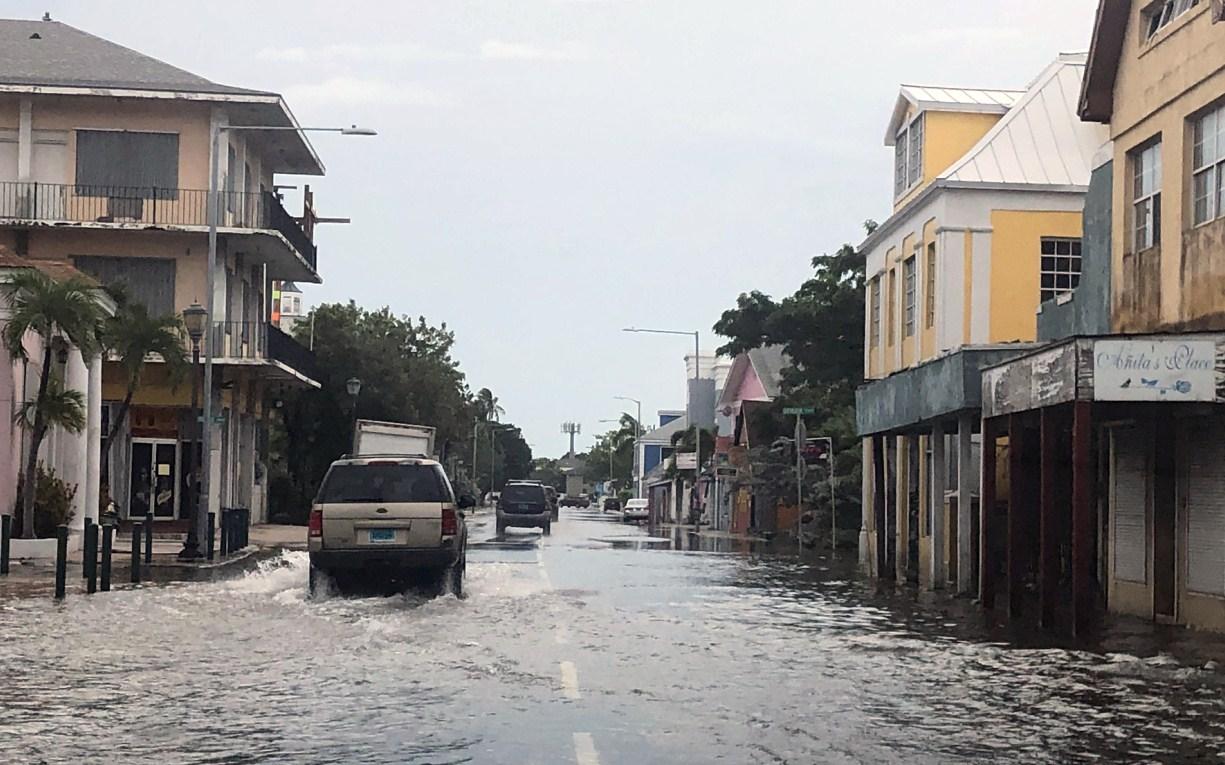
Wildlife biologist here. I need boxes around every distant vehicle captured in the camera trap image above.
[601,496,621,514]
[544,486,560,520]
[308,456,472,596]
[622,498,649,522]
[498,482,551,535]
[560,494,590,509]
[352,419,436,457]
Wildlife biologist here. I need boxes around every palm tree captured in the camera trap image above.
[99,299,187,501]
[1,269,105,538]
[475,387,504,423]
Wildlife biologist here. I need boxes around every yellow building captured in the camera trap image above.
[0,18,327,533]
[857,54,1108,594]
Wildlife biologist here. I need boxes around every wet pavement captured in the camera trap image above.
[3,508,1225,764]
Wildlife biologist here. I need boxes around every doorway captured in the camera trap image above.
[128,439,180,520]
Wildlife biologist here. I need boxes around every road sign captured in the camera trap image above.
[675,452,697,470]
[783,407,815,415]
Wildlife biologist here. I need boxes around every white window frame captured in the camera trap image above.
[924,242,936,329]
[893,114,925,199]
[1144,0,1201,41]
[1192,104,1225,225]
[869,277,881,348]
[902,255,917,337]
[1132,141,1162,252]
[1040,237,1083,303]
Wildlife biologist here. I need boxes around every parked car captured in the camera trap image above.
[560,494,591,509]
[622,498,649,522]
[544,485,560,521]
[601,496,621,514]
[498,482,552,535]
[308,456,472,597]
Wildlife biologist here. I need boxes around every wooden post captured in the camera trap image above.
[957,413,975,595]
[873,436,888,579]
[895,435,909,582]
[1071,400,1094,637]
[917,434,930,589]
[979,417,997,609]
[931,422,947,588]
[1007,414,1026,621]
[1039,407,1059,630]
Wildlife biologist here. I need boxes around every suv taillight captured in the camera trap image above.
[308,506,323,537]
[442,507,458,536]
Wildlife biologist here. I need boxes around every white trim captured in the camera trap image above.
[17,97,31,181]
[969,231,992,343]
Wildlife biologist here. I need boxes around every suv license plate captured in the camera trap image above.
[368,529,396,543]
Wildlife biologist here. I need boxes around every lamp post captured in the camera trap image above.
[623,327,702,523]
[198,121,375,564]
[346,377,362,451]
[177,303,208,560]
[614,396,643,498]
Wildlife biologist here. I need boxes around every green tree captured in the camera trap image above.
[98,298,187,503]
[1,270,105,538]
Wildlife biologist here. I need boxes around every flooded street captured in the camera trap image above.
[3,509,1225,764]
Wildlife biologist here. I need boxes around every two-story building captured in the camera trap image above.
[0,18,325,532]
[982,0,1225,634]
[856,54,1109,594]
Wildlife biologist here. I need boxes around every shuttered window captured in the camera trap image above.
[1112,428,1148,584]
[72,255,176,317]
[75,130,179,198]
[1187,437,1225,595]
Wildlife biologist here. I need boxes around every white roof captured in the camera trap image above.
[885,86,1023,145]
[940,54,1104,187]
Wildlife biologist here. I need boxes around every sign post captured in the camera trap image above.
[783,407,814,553]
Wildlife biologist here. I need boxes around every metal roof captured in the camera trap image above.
[0,19,267,95]
[940,54,1105,186]
[886,86,1024,145]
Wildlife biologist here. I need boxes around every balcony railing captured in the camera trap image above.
[208,321,320,384]
[0,182,317,271]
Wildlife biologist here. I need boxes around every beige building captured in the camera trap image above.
[0,18,325,530]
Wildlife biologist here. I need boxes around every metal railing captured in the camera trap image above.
[211,320,268,360]
[0,182,317,270]
[268,323,321,381]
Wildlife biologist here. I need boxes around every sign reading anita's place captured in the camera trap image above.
[1093,339,1217,402]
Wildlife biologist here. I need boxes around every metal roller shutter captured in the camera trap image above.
[1187,436,1225,596]
[1112,427,1148,584]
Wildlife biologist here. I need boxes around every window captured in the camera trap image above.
[887,268,897,345]
[317,463,451,504]
[893,114,925,197]
[1040,238,1082,303]
[902,256,917,337]
[1192,104,1225,225]
[869,277,881,347]
[75,130,179,198]
[1144,0,1201,41]
[73,255,176,316]
[924,242,936,329]
[1132,141,1162,251]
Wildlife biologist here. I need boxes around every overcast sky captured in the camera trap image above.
[18,0,1099,456]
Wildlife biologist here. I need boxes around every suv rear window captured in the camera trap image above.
[502,484,546,504]
[317,464,451,504]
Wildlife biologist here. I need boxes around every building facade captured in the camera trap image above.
[0,19,324,531]
[857,55,1109,592]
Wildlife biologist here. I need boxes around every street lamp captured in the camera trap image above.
[196,120,376,564]
[177,303,208,560]
[346,377,362,450]
[614,396,643,498]
[623,327,703,523]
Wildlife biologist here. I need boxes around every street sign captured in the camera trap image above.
[675,452,697,470]
[783,406,815,415]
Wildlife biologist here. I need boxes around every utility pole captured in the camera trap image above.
[561,421,581,457]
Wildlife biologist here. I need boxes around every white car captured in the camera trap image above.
[622,498,649,522]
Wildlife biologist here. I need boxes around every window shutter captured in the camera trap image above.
[1187,435,1225,595]
[1112,427,1148,584]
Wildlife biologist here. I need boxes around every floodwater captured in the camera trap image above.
[2,509,1225,764]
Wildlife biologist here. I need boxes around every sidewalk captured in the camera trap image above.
[656,523,768,542]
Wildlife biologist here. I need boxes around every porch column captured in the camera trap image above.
[64,350,89,540]
[860,437,873,572]
[956,413,975,594]
[83,353,102,525]
[1071,400,1094,637]
[917,435,929,589]
[1007,414,1027,621]
[930,421,947,588]
[0,336,16,517]
[872,435,888,579]
[979,417,997,608]
[1039,407,1059,630]
[895,434,910,582]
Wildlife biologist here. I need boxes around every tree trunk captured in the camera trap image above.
[19,344,53,539]
[99,383,137,509]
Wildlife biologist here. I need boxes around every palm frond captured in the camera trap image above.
[14,380,87,434]
[1,269,107,358]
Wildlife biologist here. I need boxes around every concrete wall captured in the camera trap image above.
[1038,159,1114,340]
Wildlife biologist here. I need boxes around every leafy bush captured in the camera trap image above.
[14,465,78,538]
